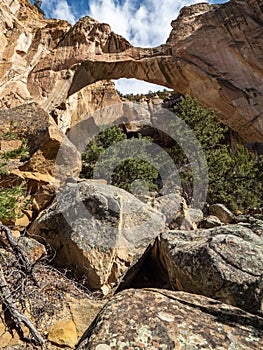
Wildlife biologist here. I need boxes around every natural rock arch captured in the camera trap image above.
[29,0,263,141]
[0,0,262,141]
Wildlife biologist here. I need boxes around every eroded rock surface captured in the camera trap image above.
[209,203,235,224]
[0,103,81,213]
[0,0,121,131]
[1,0,263,141]
[76,288,263,349]
[29,180,166,294]
[159,224,263,315]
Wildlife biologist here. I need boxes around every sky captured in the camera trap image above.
[32,0,228,94]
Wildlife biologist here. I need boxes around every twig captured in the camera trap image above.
[0,222,45,345]
[0,264,45,345]
[0,222,32,273]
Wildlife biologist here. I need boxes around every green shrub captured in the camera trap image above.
[0,135,29,175]
[0,160,8,176]
[0,127,31,221]
[2,121,18,140]
[81,126,159,192]
[0,182,27,221]
[1,138,29,160]
[80,97,262,211]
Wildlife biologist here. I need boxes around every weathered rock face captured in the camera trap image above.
[76,288,263,349]
[159,224,263,315]
[29,180,166,295]
[1,0,263,141]
[0,103,81,211]
[0,0,121,131]
[209,203,235,224]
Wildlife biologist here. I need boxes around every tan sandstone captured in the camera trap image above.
[0,0,262,141]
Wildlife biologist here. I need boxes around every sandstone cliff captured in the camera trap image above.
[0,0,262,141]
[0,0,121,132]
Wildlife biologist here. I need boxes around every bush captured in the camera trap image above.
[1,138,29,160]
[81,126,159,193]
[80,97,262,211]
[0,124,31,221]
[0,182,28,222]
[0,134,29,175]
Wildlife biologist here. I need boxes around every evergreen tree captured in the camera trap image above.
[169,96,262,211]
[81,126,159,193]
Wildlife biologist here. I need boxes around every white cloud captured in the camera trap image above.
[42,0,76,24]
[52,0,76,23]
[88,0,204,47]
[114,79,169,95]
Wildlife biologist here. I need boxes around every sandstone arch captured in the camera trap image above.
[1,0,263,141]
[29,0,263,141]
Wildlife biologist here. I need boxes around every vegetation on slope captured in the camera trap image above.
[0,122,30,222]
[81,95,262,211]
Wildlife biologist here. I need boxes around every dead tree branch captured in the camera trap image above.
[0,222,32,273]
[0,222,45,346]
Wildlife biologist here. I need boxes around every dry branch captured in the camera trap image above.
[0,222,32,273]
[0,222,46,346]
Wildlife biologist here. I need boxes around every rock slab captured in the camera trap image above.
[159,225,263,315]
[76,288,263,349]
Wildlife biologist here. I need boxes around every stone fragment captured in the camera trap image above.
[17,236,46,263]
[154,193,194,230]
[0,140,23,153]
[201,215,222,228]
[48,320,78,348]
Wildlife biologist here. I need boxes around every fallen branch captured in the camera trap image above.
[0,222,32,273]
[0,264,45,345]
[0,222,45,346]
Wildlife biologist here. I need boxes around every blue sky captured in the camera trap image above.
[31,0,228,93]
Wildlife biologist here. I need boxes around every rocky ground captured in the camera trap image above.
[0,151,262,348]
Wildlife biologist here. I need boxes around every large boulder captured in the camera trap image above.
[29,180,166,295]
[76,288,263,349]
[158,225,263,315]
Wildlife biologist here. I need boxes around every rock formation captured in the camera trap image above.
[159,224,263,315]
[76,289,263,349]
[0,0,263,141]
[29,180,166,295]
[0,0,263,348]
[0,0,121,131]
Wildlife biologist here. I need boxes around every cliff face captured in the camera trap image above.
[0,0,121,131]
[0,0,263,141]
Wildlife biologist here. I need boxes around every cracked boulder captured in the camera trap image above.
[29,180,165,295]
[158,225,263,315]
[76,288,263,349]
